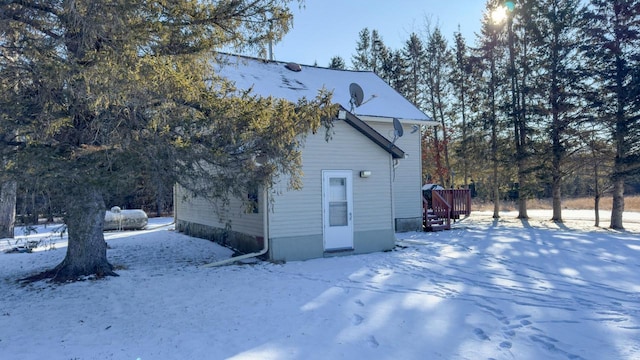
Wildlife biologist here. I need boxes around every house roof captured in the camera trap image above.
[215,54,434,124]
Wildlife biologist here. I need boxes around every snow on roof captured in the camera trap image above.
[215,54,433,123]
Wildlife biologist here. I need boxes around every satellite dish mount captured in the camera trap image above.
[349,83,364,113]
[391,118,404,147]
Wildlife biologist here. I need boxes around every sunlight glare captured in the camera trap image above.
[627,244,640,251]
[559,267,580,277]
[402,292,445,310]
[491,6,508,25]
[300,287,343,311]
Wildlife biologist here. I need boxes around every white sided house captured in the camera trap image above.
[175,55,436,262]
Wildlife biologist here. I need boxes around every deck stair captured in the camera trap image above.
[423,189,472,232]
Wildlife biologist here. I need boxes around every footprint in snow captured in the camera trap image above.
[514,314,532,320]
[529,335,559,352]
[367,335,379,348]
[473,328,490,341]
[355,299,364,307]
[353,314,364,326]
[502,315,533,339]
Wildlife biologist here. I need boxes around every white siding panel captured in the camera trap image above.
[176,120,395,240]
[268,120,393,238]
[175,185,263,237]
[367,121,423,219]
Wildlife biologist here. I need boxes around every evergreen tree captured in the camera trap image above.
[454,51,487,199]
[352,28,372,71]
[477,0,508,218]
[370,30,391,78]
[402,33,426,108]
[0,16,22,238]
[510,0,540,220]
[350,28,390,79]
[387,50,409,96]
[504,1,527,219]
[328,56,346,69]
[0,0,336,282]
[580,0,640,229]
[451,30,471,189]
[534,0,582,222]
[424,27,454,187]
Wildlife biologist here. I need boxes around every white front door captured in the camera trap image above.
[322,170,354,250]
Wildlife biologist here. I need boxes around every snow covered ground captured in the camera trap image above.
[1,210,639,360]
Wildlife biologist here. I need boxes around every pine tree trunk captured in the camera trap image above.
[551,135,562,222]
[433,128,445,186]
[0,180,17,239]
[23,187,117,282]
[437,101,452,187]
[461,84,468,189]
[489,35,499,220]
[517,194,528,219]
[550,84,562,222]
[551,174,562,222]
[491,112,500,220]
[593,158,600,227]
[610,30,626,231]
[610,177,625,230]
[492,160,500,219]
[507,15,528,220]
[493,184,500,219]
[594,194,600,227]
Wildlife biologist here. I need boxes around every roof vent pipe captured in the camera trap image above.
[285,62,302,72]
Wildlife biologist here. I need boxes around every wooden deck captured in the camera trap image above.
[423,189,472,231]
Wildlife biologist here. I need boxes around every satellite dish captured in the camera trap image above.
[349,83,364,111]
[390,118,404,149]
[393,118,404,138]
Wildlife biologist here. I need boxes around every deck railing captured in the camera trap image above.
[423,189,471,231]
[435,189,472,219]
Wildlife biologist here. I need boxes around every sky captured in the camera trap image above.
[1,211,639,359]
[267,0,489,67]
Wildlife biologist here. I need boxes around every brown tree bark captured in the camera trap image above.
[593,155,601,227]
[551,170,562,222]
[0,180,17,238]
[23,187,117,282]
[610,177,625,230]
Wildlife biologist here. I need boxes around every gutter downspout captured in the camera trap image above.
[390,155,396,233]
[201,187,270,268]
[173,185,177,225]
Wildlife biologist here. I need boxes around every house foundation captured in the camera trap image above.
[176,220,261,255]
[395,217,423,232]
